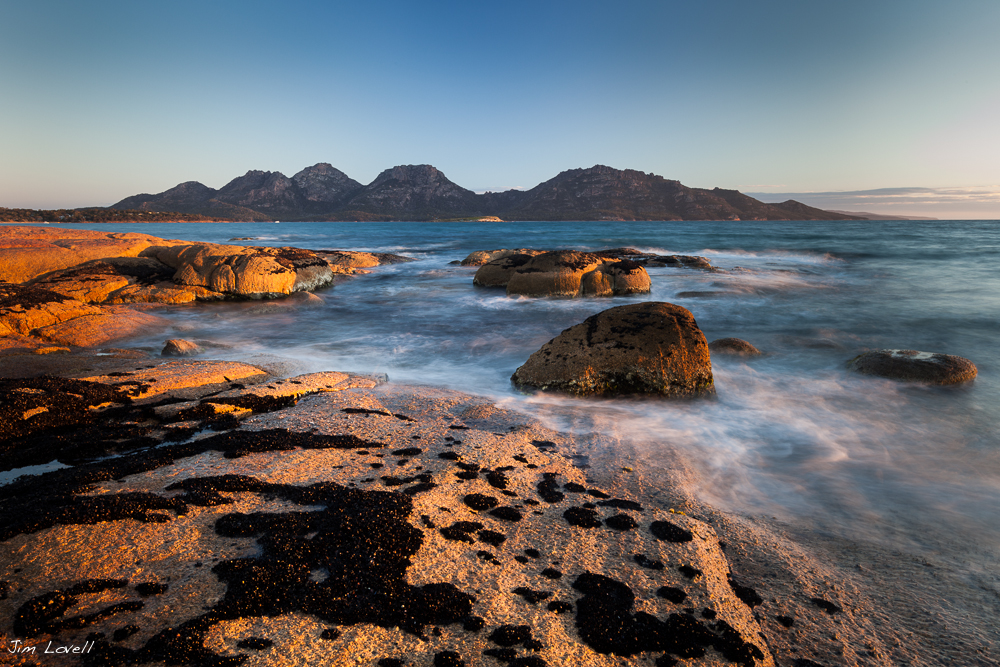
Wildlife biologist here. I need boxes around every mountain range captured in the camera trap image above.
[112,164,861,222]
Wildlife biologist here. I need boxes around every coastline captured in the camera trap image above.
[1,226,998,666]
[2,348,995,666]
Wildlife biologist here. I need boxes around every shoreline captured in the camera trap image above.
[1,225,997,665]
[2,347,997,666]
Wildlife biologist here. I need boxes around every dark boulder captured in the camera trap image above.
[708,338,762,357]
[847,349,977,385]
[511,302,714,397]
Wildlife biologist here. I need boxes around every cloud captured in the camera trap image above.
[473,186,526,194]
[747,186,1000,220]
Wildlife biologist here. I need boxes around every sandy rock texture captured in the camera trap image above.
[512,302,715,397]
[0,369,770,667]
[846,349,977,385]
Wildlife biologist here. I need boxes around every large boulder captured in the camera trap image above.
[512,302,714,397]
[847,349,977,385]
[0,226,186,283]
[142,243,336,298]
[478,250,651,297]
[29,257,199,305]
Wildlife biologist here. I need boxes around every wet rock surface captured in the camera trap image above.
[511,302,715,397]
[1,360,990,667]
[0,367,774,667]
[846,349,977,385]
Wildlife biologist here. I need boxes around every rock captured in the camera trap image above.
[316,250,415,269]
[142,243,335,297]
[0,283,104,337]
[644,255,715,270]
[0,333,59,355]
[709,338,762,357]
[162,339,201,357]
[846,349,977,385]
[317,250,382,269]
[0,282,162,347]
[511,302,714,397]
[32,306,168,348]
[461,248,544,267]
[80,360,270,401]
[0,381,772,667]
[0,226,186,283]
[504,251,651,298]
[473,253,542,287]
[29,257,197,305]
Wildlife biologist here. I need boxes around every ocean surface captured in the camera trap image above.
[32,220,1000,573]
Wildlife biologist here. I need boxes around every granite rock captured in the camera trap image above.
[512,302,714,397]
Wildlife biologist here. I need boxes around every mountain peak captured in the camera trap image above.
[292,163,362,204]
[111,163,860,222]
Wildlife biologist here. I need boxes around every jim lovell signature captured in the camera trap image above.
[7,639,96,654]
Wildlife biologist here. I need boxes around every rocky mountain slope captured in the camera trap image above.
[113,164,861,222]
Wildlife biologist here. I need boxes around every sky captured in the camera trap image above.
[1,0,998,218]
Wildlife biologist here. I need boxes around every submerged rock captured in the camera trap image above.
[846,349,977,385]
[708,338,762,357]
[511,302,714,397]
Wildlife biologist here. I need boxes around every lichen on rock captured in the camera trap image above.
[511,302,714,397]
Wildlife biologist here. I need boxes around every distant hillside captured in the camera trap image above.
[107,163,863,222]
[828,210,938,221]
[0,207,230,223]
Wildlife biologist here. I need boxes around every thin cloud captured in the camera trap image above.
[747,186,1000,219]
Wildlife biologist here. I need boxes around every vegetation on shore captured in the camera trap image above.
[0,207,233,223]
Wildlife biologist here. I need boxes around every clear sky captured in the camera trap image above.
[2,0,998,217]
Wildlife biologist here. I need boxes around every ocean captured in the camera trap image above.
[34,219,1000,580]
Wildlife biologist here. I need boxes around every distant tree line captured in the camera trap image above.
[0,207,234,223]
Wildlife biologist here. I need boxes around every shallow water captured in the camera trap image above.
[38,220,1000,565]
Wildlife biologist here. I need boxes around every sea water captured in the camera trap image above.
[38,220,1000,568]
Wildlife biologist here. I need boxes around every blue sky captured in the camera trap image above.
[1,0,998,217]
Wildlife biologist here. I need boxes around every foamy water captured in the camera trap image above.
[40,220,1000,567]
